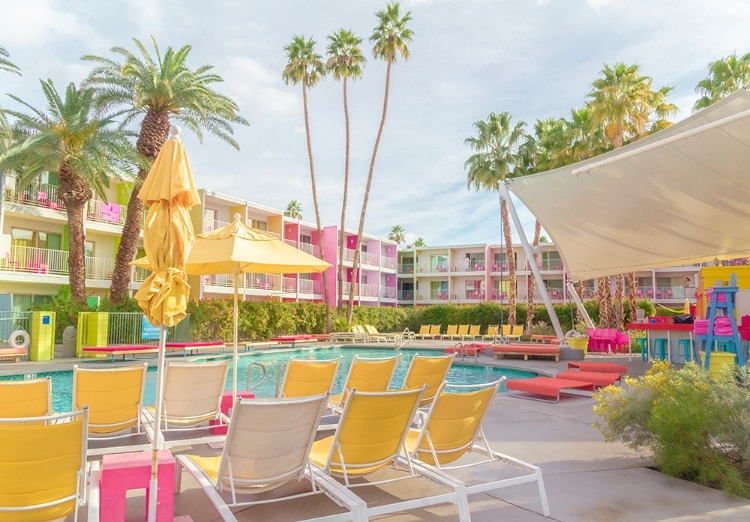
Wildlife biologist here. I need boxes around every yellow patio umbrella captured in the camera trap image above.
[133,213,331,403]
[133,126,199,522]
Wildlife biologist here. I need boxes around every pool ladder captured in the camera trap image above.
[245,362,267,393]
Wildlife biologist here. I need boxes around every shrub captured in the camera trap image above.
[593,362,750,498]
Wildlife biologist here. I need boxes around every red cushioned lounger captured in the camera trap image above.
[165,342,225,356]
[81,345,159,362]
[506,377,595,403]
[567,361,628,374]
[555,370,621,387]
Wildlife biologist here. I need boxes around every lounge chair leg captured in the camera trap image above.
[536,469,550,517]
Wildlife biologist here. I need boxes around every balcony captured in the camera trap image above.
[463,289,486,300]
[361,251,379,268]
[298,242,319,258]
[431,290,450,300]
[541,259,564,271]
[298,278,322,296]
[87,199,127,226]
[344,248,356,263]
[282,276,297,293]
[4,175,65,212]
[381,287,397,299]
[341,282,379,299]
[0,245,122,281]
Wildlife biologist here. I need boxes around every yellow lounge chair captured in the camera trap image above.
[278,357,341,398]
[428,324,442,339]
[309,387,470,521]
[144,359,229,435]
[331,354,400,411]
[482,324,499,341]
[504,324,523,342]
[175,393,362,521]
[456,324,470,340]
[405,379,550,517]
[442,324,458,339]
[73,363,147,439]
[0,377,51,420]
[402,353,454,407]
[467,324,481,340]
[0,409,90,522]
[413,325,432,340]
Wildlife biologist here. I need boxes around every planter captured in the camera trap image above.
[699,351,737,379]
[566,337,589,356]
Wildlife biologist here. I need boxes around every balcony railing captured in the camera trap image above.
[380,257,397,270]
[381,287,397,299]
[0,245,123,280]
[87,199,127,226]
[282,277,297,293]
[398,289,414,300]
[344,248,356,263]
[464,289,486,300]
[4,175,65,212]
[431,290,450,300]
[284,239,298,248]
[298,242,319,258]
[399,263,415,274]
[361,251,379,267]
[299,278,322,295]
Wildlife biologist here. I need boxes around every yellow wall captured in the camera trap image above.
[697,266,750,318]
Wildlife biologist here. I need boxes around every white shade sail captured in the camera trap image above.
[509,89,750,281]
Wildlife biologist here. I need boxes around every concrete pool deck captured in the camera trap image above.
[2,341,750,520]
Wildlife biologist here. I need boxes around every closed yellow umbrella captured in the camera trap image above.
[133,126,199,522]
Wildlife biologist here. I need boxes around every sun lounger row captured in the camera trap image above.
[506,361,627,402]
[414,324,525,342]
[81,341,226,362]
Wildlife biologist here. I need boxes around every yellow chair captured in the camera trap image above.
[331,355,400,410]
[309,387,470,520]
[482,325,499,341]
[144,360,229,433]
[413,325,432,340]
[73,363,147,439]
[405,379,550,517]
[278,357,341,398]
[0,409,90,522]
[0,378,50,420]
[401,353,454,407]
[428,324,442,338]
[502,324,524,342]
[467,324,481,340]
[442,324,458,339]
[456,324,470,339]
[175,394,361,520]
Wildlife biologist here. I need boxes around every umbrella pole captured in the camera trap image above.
[233,270,239,404]
[148,325,167,522]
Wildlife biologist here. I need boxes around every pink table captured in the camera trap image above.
[100,450,175,522]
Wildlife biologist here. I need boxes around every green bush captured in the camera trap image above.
[593,361,750,498]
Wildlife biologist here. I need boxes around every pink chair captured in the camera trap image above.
[614,331,630,354]
[36,191,48,205]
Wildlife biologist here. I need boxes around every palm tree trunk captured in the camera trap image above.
[525,220,541,332]
[501,199,517,325]
[614,273,625,331]
[628,272,638,325]
[302,81,331,333]
[575,280,585,325]
[58,164,92,306]
[597,276,612,328]
[346,59,393,325]
[110,111,170,303]
[337,76,351,315]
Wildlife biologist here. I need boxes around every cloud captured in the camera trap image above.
[219,56,299,116]
[0,0,93,46]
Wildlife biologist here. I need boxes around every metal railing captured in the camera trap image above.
[381,287,397,299]
[0,245,120,280]
[298,242,319,258]
[464,289,486,300]
[398,263,415,274]
[0,312,31,345]
[344,248,356,262]
[282,277,297,293]
[298,279,322,295]
[361,251,379,267]
[380,257,397,270]
[398,290,414,300]
[86,199,127,226]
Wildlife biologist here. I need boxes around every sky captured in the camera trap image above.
[2,0,750,248]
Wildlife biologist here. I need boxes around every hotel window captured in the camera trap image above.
[493,252,517,268]
[430,254,447,272]
[252,219,267,231]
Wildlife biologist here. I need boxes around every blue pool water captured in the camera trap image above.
[3,346,537,412]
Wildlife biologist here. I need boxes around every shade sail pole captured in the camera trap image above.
[148,325,167,522]
[233,269,239,405]
[499,181,565,340]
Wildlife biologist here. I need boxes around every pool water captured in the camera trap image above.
[5,347,537,412]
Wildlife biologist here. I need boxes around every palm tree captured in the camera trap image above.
[694,52,750,112]
[326,29,365,314]
[346,2,413,325]
[1,81,138,305]
[411,237,425,247]
[388,225,405,245]
[588,62,677,328]
[465,111,527,325]
[82,38,247,304]
[0,46,21,76]
[284,199,303,219]
[283,35,331,332]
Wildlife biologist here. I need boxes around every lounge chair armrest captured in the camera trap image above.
[87,460,100,522]
[176,454,240,521]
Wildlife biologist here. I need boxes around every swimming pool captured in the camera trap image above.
[3,346,538,412]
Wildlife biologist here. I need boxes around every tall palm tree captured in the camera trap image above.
[411,237,425,247]
[0,46,21,76]
[465,111,527,325]
[388,225,405,245]
[588,62,677,328]
[326,29,365,314]
[693,52,750,112]
[284,199,303,219]
[82,38,247,304]
[283,35,331,332]
[346,2,413,325]
[1,81,138,305]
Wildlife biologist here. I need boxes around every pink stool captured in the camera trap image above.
[100,450,175,522]
[210,390,255,435]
